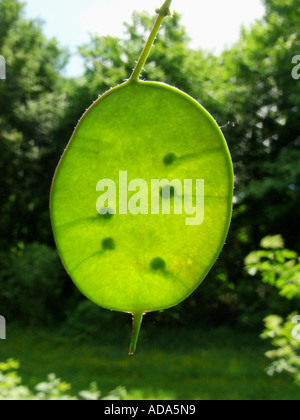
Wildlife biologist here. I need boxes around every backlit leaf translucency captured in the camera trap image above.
[50,0,234,354]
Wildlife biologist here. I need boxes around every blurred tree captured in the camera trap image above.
[0,243,66,326]
[203,0,300,327]
[221,0,300,250]
[0,0,69,249]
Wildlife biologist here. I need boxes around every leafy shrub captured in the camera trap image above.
[0,243,65,326]
[0,359,126,400]
[245,235,300,300]
[261,314,300,386]
[62,300,121,341]
[245,235,300,385]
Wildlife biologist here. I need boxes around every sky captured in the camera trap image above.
[24,0,266,77]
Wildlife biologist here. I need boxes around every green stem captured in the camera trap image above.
[129,0,172,82]
[129,312,144,355]
[155,0,172,16]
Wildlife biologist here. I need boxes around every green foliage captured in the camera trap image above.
[0,243,65,326]
[221,0,300,250]
[0,0,69,249]
[63,300,117,341]
[262,314,300,386]
[245,235,300,386]
[0,358,126,400]
[245,235,300,300]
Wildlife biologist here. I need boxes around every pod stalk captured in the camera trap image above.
[129,0,172,82]
[155,0,172,17]
[129,312,144,355]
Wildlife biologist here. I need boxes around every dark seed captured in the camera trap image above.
[102,238,115,250]
[99,208,113,219]
[163,153,176,165]
[150,258,166,271]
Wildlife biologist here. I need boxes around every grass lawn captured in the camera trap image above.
[0,322,299,400]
